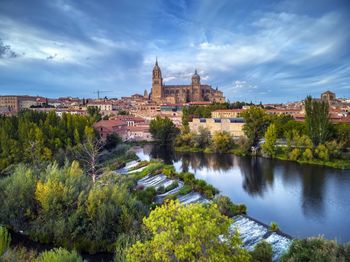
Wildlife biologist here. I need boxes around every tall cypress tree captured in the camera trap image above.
[304,96,330,146]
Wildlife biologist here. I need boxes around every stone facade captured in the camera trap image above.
[189,118,245,138]
[150,60,225,104]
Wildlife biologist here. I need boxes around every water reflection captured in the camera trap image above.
[136,145,350,242]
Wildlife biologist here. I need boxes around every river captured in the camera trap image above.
[135,144,350,243]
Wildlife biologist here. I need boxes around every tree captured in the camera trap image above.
[149,116,179,145]
[77,137,104,183]
[35,248,83,262]
[0,226,11,258]
[304,96,331,146]
[262,123,277,157]
[193,127,212,149]
[87,106,102,121]
[105,133,122,151]
[126,200,251,262]
[212,131,234,153]
[241,106,269,146]
[315,144,329,161]
[250,241,272,262]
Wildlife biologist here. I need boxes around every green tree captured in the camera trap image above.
[104,133,122,151]
[126,200,251,262]
[212,131,234,153]
[87,106,102,121]
[304,96,331,146]
[0,226,11,258]
[315,144,329,161]
[35,248,83,262]
[250,241,272,262]
[149,116,179,145]
[262,123,277,157]
[193,127,212,149]
[241,106,269,146]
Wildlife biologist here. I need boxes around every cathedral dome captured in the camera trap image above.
[192,69,200,83]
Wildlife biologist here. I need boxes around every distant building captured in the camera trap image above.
[0,95,38,113]
[189,118,245,138]
[150,60,225,104]
[93,120,128,140]
[321,91,336,102]
[212,109,243,118]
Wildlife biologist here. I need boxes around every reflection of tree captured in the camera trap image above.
[300,165,325,218]
[150,145,175,164]
[238,157,273,196]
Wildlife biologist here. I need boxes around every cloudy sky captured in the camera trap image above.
[0,0,349,102]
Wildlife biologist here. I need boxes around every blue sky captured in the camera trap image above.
[0,0,349,103]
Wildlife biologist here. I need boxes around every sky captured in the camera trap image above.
[0,0,350,103]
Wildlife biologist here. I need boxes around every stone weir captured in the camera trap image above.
[120,161,292,261]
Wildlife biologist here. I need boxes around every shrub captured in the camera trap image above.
[35,248,83,262]
[156,186,165,194]
[269,222,279,232]
[250,241,273,262]
[234,204,247,214]
[165,181,179,192]
[315,144,329,161]
[0,226,11,257]
[178,185,192,195]
[280,237,350,262]
[134,187,156,205]
[289,148,301,161]
[213,196,236,217]
[302,148,313,161]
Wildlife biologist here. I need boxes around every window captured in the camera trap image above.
[200,118,206,123]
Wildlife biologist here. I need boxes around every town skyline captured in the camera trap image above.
[1,0,350,103]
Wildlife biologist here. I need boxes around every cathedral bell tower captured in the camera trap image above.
[191,69,202,101]
[151,59,163,102]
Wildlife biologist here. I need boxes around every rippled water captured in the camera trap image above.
[135,144,350,243]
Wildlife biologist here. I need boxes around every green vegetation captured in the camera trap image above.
[213,195,247,217]
[35,248,83,262]
[149,116,179,145]
[0,162,149,254]
[250,241,273,262]
[269,222,279,232]
[126,200,251,262]
[281,237,350,262]
[0,110,96,172]
[176,97,350,169]
[0,226,11,258]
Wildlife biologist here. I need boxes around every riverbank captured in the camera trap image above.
[175,145,350,169]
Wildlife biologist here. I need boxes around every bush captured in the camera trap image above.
[250,241,273,262]
[269,222,279,232]
[234,204,247,214]
[315,144,329,161]
[156,186,165,194]
[213,196,236,217]
[281,237,350,262]
[134,187,156,205]
[302,148,313,161]
[35,248,83,262]
[178,185,192,195]
[0,226,11,257]
[289,148,301,161]
[165,181,179,192]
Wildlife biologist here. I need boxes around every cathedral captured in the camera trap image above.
[149,60,225,104]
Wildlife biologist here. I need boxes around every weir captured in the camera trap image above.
[123,161,292,261]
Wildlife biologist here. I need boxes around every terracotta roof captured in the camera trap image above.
[93,120,127,129]
[212,109,243,113]
[127,126,150,132]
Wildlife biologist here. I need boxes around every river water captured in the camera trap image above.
[135,144,350,243]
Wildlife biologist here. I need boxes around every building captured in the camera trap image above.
[321,91,336,102]
[150,60,225,104]
[212,109,243,118]
[126,126,153,141]
[93,120,128,140]
[189,118,245,138]
[0,95,38,113]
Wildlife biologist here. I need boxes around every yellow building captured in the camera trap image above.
[189,118,245,138]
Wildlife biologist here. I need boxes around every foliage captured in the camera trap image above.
[269,222,279,232]
[149,116,179,145]
[241,106,270,146]
[212,131,235,153]
[0,163,149,254]
[289,148,301,161]
[0,226,11,258]
[250,241,273,262]
[126,200,251,262]
[35,248,83,262]
[0,110,96,172]
[262,123,277,157]
[281,237,350,262]
[87,106,102,121]
[193,127,212,148]
[315,144,329,161]
[213,195,247,217]
[302,148,314,161]
[304,96,331,146]
[104,133,122,151]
